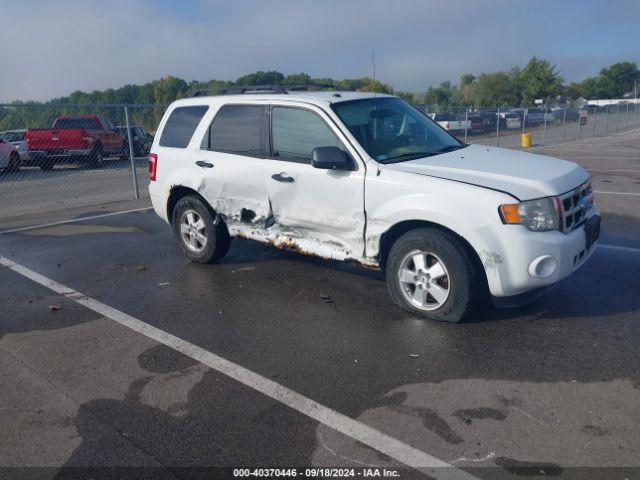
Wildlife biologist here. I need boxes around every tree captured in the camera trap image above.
[153,76,188,104]
[356,78,393,94]
[395,91,420,104]
[235,70,285,85]
[284,73,312,85]
[424,81,459,107]
[598,62,639,98]
[460,74,475,88]
[520,57,563,105]
[460,72,520,107]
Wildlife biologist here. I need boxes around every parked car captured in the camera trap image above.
[148,90,599,323]
[115,125,154,157]
[0,129,32,165]
[552,107,580,122]
[25,115,126,170]
[497,111,522,129]
[523,108,545,126]
[0,136,21,172]
[428,113,470,133]
[468,114,489,134]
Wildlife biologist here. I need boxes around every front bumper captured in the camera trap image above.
[465,206,600,298]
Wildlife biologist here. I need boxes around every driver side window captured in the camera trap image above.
[271,107,343,164]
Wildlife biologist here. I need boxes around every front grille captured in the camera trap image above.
[559,180,593,233]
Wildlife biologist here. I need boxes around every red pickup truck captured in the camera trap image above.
[25,115,126,170]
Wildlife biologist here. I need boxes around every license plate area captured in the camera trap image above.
[584,215,601,250]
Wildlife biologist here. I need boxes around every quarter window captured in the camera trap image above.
[271,107,343,163]
[203,104,265,156]
[159,105,209,148]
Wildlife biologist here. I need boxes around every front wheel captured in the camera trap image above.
[171,195,231,264]
[385,228,488,322]
[7,152,21,172]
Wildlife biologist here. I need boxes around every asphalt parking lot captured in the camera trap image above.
[1,129,639,480]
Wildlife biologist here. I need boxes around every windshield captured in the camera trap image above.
[1,131,25,142]
[331,97,464,163]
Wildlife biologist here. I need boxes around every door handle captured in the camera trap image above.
[271,172,294,183]
[195,160,214,168]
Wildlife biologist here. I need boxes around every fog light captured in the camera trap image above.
[528,255,558,278]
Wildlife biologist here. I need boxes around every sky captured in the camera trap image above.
[1,0,639,102]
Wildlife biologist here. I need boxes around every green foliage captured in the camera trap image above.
[235,70,285,86]
[519,57,563,104]
[460,71,521,108]
[2,60,638,133]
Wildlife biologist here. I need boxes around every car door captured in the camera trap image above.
[263,104,366,261]
[192,103,271,234]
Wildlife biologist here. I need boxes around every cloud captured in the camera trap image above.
[0,0,638,101]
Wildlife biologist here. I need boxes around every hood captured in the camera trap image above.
[384,144,590,200]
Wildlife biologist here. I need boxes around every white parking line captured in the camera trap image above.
[589,169,640,173]
[0,255,478,480]
[0,207,154,234]
[594,190,640,196]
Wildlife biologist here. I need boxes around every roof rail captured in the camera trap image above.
[189,83,337,97]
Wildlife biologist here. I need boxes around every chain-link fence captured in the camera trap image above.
[1,100,639,225]
[421,101,640,148]
[0,104,165,221]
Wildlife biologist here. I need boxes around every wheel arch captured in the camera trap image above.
[378,220,486,284]
[166,185,216,225]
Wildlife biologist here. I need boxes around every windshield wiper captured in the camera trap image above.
[433,144,467,154]
[380,151,436,164]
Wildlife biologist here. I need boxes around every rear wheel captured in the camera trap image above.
[88,144,104,168]
[385,228,488,322]
[171,195,230,264]
[7,152,21,172]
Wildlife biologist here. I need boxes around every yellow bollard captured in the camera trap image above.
[521,133,532,148]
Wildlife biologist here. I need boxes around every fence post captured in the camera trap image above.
[522,109,527,135]
[124,106,140,200]
[592,108,597,136]
[615,104,620,131]
[562,108,567,141]
[604,106,608,133]
[578,110,582,138]
[495,107,500,147]
[542,108,547,144]
[625,103,630,129]
[635,102,639,125]
[464,107,468,143]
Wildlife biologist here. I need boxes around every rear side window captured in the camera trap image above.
[202,104,265,157]
[271,107,342,163]
[159,105,209,148]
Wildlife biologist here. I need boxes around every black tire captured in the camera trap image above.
[40,158,54,171]
[171,195,231,264]
[88,144,104,168]
[7,152,21,172]
[385,228,488,323]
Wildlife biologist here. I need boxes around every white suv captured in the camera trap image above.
[149,88,600,322]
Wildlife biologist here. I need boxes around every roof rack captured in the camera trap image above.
[189,83,337,97]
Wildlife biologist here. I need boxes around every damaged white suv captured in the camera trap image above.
[149,88,600,322]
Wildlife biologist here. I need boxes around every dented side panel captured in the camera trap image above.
[263,159,367,263]
[190,149,271,227]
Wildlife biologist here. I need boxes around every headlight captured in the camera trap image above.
[499,197,560,231]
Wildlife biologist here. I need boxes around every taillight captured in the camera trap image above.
[149,153,158,181]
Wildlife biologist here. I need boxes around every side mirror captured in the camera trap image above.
[311,146,351,170]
